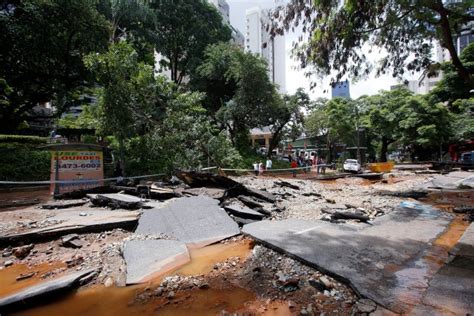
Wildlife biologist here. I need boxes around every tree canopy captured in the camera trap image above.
[0,0,110,132]
[150,0,232,84]
[270,0,474,86]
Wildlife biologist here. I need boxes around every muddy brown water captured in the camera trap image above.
[5,240,262,316]
[0,262,66,298]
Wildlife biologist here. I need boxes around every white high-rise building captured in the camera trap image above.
[245,5,286,94]
[208,0,230,23]
[209,0,245,47]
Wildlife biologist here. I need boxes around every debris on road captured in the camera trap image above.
[123,239,190,284]
[41,199,88,210]
[135,196,240,248]
[87,193,144,210]
[0,170,472,315]
[0,269,97,313]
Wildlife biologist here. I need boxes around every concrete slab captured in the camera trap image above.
[41,199,88,209]
[421,256,474,315]
[123,240,190,284]
[0,210,140,245]
[452,223,474,260]
[224,203,264,220]
[176,171,240,189]
[242,207,453,313]
[0,269,96,312]
[135,196,240,248]
[88,193,144,209]
[181,187,226,199]
[420,171,474,190]
[245,188,276,203]
[418,222,474,314]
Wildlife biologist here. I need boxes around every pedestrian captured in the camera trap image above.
[321,158,326,174]
[291,160,298,177]
[258,161,264,176]
[316,157,322,174]
[266,157,272,170]
[253,162,258,176]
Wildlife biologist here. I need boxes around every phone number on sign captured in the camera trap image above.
[58,163,101,169]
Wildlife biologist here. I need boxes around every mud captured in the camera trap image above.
[0,188,51,212]
[0,170,472,315]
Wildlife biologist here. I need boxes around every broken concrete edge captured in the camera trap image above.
[242,232,395,313]
[0,268,97,313]
[124,239,191,285]
[41,200,88,210]
[0,219,139,247]
[377,190,428,199]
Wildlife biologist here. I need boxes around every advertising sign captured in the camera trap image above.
[50,150,104,194]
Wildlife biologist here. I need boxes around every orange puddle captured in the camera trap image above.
[0,262,66,298]
[12,240,257,316]
[175,239,253,276]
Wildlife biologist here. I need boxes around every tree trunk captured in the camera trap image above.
[267,125,284,158]
[379,137,389,162]
[434,1,472,83]
[118,136,126,177]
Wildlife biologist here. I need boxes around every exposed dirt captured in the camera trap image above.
[0,170,472,315]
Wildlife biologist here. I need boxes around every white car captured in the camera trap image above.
[343,159,361,173]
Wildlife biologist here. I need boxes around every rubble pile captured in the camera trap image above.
[0,169,472,314]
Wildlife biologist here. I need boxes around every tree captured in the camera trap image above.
[84,42,154,176]
[216,51,281,151]
[58,105,100,130]
[429,42,474,107]
[398,95,453,160]
[96,0,155,63]
[270,0,474,85]
[0,0,110,132]
[451,98,474,142]
[192,43,240,115]
[150,0,231,84]
[305,97,357,162]
[361,88,413,161]
[267,88,310,157]
[196,43,282,151]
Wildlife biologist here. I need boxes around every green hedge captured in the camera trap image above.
[0,134,49,144]
[0,143,51,181]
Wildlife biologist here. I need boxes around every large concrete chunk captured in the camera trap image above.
[242,207,453,313]
[418,223,474,314]
[0,210,139,245]
[420,256,474,315]
[135,196,240,247]
[123,240,190,284]
[224,203,265,220]
[88,193,144,209]
[451,223,474,260]
[419,171,474,190]
[176,171,240,189]
[0,269,96,312]
[41,199,88,209]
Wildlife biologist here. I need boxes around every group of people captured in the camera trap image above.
[251,154,328,178]
[288,154,327,177]
[252,158,272,176]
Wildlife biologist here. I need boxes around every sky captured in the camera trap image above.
[227,0,402,99]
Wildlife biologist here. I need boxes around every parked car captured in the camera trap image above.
[343,159,361,173]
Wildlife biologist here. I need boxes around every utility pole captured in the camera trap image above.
[355,106,361,163]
